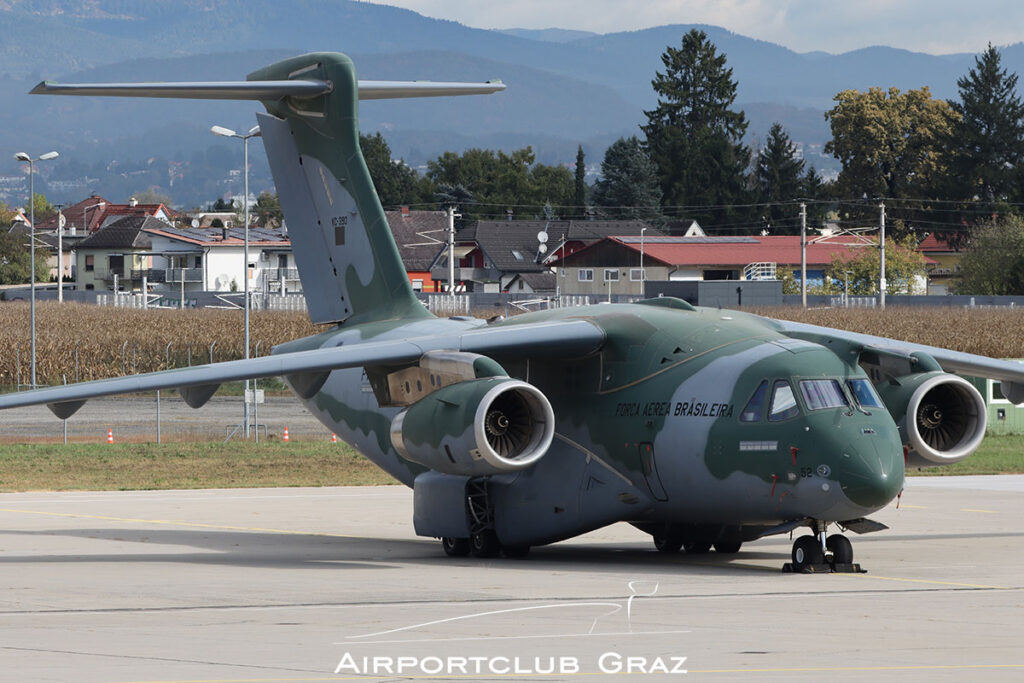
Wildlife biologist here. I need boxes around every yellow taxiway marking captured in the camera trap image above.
[960,508,999,513]
[0,508,367,539]
[836,572,1007,590]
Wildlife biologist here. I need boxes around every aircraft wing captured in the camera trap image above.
[773,318,1024,399]
[0,319,603,418]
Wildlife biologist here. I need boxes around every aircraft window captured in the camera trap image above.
[768,380,800,421]
[848,378,884,408]
[799,379,849,411]
[740,381,769,422]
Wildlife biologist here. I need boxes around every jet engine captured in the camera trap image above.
[877,371,987,467]
[390,377,555,477]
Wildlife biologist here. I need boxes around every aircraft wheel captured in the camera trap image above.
[713,540,742,554]
[502,544,531,558]
[441,537,470,557]
[470,530,501,558]
[792,535,824,570]
[683,540,712,554]
[826,534,854,564]
[653,531,684,553]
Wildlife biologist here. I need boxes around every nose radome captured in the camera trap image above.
[839,438,905,511]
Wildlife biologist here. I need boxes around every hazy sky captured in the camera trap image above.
[361,0,1024,55]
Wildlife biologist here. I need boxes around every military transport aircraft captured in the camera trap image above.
[4,51,1023,572]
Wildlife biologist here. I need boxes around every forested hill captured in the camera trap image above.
[3,0,1023,206]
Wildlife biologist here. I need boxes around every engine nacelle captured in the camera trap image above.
[390,377,555,476]
[877,371,987,467]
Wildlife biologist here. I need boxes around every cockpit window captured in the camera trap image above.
[848,378,884,409]
[799,379,849,411]
[768,380,800,421]
[740,380,769,422]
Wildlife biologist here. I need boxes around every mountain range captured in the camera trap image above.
[0,0,1018,207]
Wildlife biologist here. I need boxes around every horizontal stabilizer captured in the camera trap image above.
[30,79,504,101]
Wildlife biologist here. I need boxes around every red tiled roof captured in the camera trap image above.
[917,232,964,253]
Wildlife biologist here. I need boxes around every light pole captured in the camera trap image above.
[14,150,59,389]
[211,124,261,438]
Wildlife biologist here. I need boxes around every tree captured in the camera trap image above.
[0,229,50,285]
[210,197,235,212]
[948,44,1024,207]
[642,29,751,228]
[24,193,55,222]
[253,191,283,228]
[756,123,805,233]
[590,136,663,221]
[825,87,958,210]
[574,145,587,217]
[0,200,15,225]
[360,132,426,207]
[131,187,173,206]
[824,236,927,295]
[956,215,1024,294]
[426,146,574,220]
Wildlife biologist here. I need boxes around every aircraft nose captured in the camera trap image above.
[838,437,905,511]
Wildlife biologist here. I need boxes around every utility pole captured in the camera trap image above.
[800,202,807,309]
[447,205,457,301]
[55,204,64,303]
[879,202,886,309]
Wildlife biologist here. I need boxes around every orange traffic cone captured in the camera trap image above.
[331,433,338,443]
[106,429,114,444]
[283,426,290,442]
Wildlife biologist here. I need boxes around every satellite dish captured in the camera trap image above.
[57,213,66,230]
[537,231,548,244]
[538,243,548,254]
[191,218,200,229]
[215,274,231,290]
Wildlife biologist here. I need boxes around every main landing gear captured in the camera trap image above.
[784,521,863,573]
[439,478,531,560]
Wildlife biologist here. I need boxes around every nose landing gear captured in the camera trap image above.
[784,521,864,573]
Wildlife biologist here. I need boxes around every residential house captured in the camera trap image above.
[385,208,447,292]
[74,216,158,291]
[143,224,294,295]
[917,232,965,295]
[552,234,934,296]
[430,219,661,293]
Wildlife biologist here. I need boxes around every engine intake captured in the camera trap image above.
[390,377,554,476]
[878,372,987,467]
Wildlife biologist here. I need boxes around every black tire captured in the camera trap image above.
[713,540,742,554]
[826,534,854,564]
[792,535,824,570]
[470,530,501,558]
[683,540,712,554]
[441,537,470,557]
[502,544,531,558]
[654,531,684,553]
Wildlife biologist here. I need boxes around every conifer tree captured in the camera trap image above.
[756,123,804,233]
[574,145,587,217]
[642,29,750,228]
[590,136,662,222]
[948,44,1024,207]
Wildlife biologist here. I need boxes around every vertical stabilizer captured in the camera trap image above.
[29,51,504,325]
[250,53,425,325]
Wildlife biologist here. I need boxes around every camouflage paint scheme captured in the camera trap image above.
[11,50,1024,564]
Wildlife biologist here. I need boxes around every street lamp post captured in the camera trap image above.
[211,124,261,438]
[14,150,59,389]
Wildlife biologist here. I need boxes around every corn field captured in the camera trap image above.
[755,306,1024,359]
[2,303,1023,387]
[0,302,324,386]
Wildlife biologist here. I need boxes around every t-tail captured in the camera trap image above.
[32,52,505,325]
